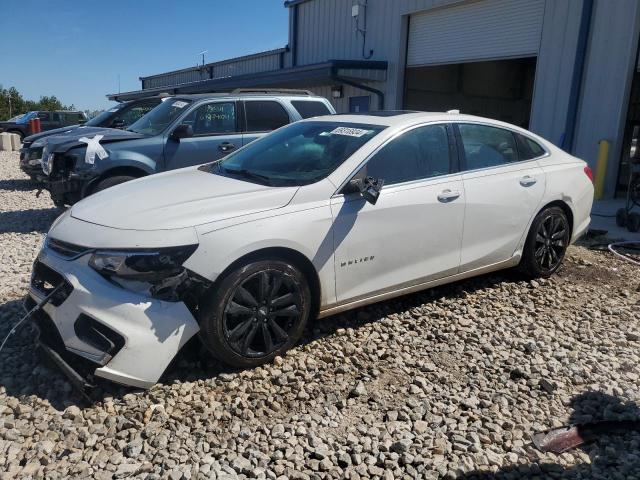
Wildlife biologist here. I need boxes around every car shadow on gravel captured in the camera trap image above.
[0,178,38,192]
[460,391,640,479]
[0,298,87,410]
[0,208,60,233]
[0,268,546,409]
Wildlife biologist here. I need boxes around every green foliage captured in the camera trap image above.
[0,85,74,121]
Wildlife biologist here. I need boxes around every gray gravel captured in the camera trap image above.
[1,150,640,479]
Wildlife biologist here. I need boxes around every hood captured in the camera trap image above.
[44,127,146,153]
[70,166,299,231]
[24,125,81,145]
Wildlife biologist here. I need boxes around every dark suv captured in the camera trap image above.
[38,91,335,206]
[20,97,163,180]
[0,110,87,140]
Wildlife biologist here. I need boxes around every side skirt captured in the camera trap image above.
[317,256,521,319]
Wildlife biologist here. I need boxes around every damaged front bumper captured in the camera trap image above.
[19,147,44,180]
[42,171,96,205]
[28,246,201,389]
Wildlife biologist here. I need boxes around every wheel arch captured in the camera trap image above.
[210,246,322,321]
[537,199,575,235]
[86,166,149,195]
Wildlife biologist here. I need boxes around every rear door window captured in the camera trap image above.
[291,100,332,119]
[63,113,84,125]
[457,124,519,170]
[244,101,290,132]
[514,132,546,160]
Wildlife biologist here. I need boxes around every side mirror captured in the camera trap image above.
[111,119,126,129]
[346,176,384,205]
[171,124,193,140]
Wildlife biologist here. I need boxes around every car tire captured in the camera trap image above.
[616,208,628,227]
[198,259,312,369]
[627,213,640,233]
[519,206,571,278]
[91,175,138,194]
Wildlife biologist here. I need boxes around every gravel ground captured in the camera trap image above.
[1,150,640,479]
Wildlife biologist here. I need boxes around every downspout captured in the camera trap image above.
[291,4,299,67]
[332,71,385,110]
[562,0,594,151]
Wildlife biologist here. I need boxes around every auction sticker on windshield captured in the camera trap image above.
[330,127,372,137]
[172,101,188,109]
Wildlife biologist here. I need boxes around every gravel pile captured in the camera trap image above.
[1,150,640,479]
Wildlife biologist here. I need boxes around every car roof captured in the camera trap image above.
[309,111,531,131]
[171,93,328,102]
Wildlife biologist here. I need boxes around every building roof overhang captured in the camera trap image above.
[107,60,387,102]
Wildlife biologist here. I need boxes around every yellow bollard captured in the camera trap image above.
[594,139,609,200]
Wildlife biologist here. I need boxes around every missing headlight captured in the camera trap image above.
[88,245,198,282]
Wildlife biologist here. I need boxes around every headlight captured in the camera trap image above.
[41,147,54,175]
[88,245,198,282]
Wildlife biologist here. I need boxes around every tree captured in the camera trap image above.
[0,85,74,121]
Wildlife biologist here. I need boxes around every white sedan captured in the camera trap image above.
[28,112,594,388]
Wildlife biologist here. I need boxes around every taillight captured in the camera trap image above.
[584,166,594,183]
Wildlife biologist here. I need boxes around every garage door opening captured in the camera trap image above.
[404,57,537,128]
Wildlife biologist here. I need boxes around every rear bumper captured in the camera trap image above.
[28,247,200,389]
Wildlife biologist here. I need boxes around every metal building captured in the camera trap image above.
[109,0,640,199]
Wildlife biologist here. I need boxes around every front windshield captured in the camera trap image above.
[86,106,121,126]
[127,98,192,135]
[217,121,385,186]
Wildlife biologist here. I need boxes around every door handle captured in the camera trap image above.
[437,189,461,202]
[519,175,537,187]
[218,142,236,153]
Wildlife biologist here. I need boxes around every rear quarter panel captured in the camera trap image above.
[536,150,594,243]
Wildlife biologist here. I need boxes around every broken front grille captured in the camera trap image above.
[30,260,73,306]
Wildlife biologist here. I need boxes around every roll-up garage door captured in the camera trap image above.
[407,0,545,67]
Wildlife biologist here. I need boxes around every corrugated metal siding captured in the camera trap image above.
[406,0,545,66]
[142,50,285,89]
[528,0,583,145]
[144,69,210,89]
[572,0,640,196]
[212,52,282,78]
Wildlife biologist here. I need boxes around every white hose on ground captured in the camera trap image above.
[608,241,640,266]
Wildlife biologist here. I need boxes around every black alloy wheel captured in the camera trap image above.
[520,206,570,278]
[199,260,311,368]
[223,270,303,358]
[533,212,569,271]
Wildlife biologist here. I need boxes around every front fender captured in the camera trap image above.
[187,204,337,308]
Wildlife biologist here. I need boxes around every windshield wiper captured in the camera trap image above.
[221,167,273,185]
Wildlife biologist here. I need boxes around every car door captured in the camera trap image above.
[455,123,546,272]
[164,101,242,170]
[37,112,54,131]
[331,123,465,303]
[241,100,292,146]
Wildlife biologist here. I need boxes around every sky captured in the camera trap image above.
[0,0,289,112]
